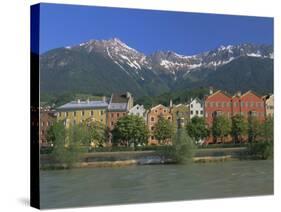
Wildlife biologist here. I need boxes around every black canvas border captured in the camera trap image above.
[30,4,40,209]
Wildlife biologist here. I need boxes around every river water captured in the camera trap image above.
[40,160,273,209]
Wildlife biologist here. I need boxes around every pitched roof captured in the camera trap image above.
[150,104,169,111]
[189,97,203,104]
[240,90,262,99]
[205,90,232,99]
[110,92,132,103]
[57,100,108,111]
[108,103,128,112]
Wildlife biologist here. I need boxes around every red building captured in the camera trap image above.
[204,89,266,126]
[238,91,265,122]
[204,90,232,126]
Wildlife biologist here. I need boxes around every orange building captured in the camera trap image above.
[147,104,173,145]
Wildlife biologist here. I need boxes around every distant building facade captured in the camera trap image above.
[264,94,274,118]
[189,98,204,119]
[107,92,134,130]
[204,90,232,126]
[40,109,56,146]
[56,99,108,127]
[128,104,147,121]
[147,104,172,145]
[171,104,189,128]
[237,91,265,122]
[204,89,266,126]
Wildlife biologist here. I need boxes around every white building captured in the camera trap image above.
[128,104,147,121]
[189,98,204,119]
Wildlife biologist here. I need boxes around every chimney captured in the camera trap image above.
[169,99,173,108]
[102,96,106,102]
[237,91,241,97]
[209,87,213,95]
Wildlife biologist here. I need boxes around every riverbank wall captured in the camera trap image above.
[40,147,249,169]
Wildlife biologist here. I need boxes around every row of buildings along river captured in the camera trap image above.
[39,88,274,146]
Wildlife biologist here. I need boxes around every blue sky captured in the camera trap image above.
[38,3,273,55]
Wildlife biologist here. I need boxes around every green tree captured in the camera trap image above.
[260,117,274,142]
[154,116,175,144]
[82,119,109,147]
[46,121,89,168]
[112,115,149,147]
[212,115,231,143]
[186,116,209,143]
[172,128,196,163]
[231,114,248,143]
[46,120,66,146]
[247,116,261,143]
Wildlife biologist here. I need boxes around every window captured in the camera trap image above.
[151,127,154,130]
[252,102,255,107]
[164,109,166,113]
[151,117,154,122]
[235,102,238,107]
[223,102,227,107]
[111,113,114,118]
[82,110,85,116]
[190,111,193,115]
[111,122,114,126]
[241,102,244,107]
[74,111,76,116]
[66,112,68,116]
[190,104,193,108]
[196,110,199,115]
[117,113,119,118]
[101,110,104,115]
[200,110,203,115]
[91,111,94,116]
[151,136,155,140]
[168,116,171,120]
[155,110,158,113]
[218,102,222,107]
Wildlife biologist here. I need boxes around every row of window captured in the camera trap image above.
[206,101,263,108]
[58,110,105,117]
[190,103,202,108]
[149,116,172,122]
[110,112,126,118]
[205,111,264,118]
[153,108,168,113]
[190,110,203,115]
[63,118,104,126]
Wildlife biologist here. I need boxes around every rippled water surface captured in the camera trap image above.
[40,160,273,209]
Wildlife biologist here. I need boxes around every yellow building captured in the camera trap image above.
[264,94,274,118]
[56,99,108,126]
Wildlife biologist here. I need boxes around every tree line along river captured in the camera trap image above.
[40,160,273,209]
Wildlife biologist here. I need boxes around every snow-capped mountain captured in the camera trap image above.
[40,38,273,97]
[62,38,273,76]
